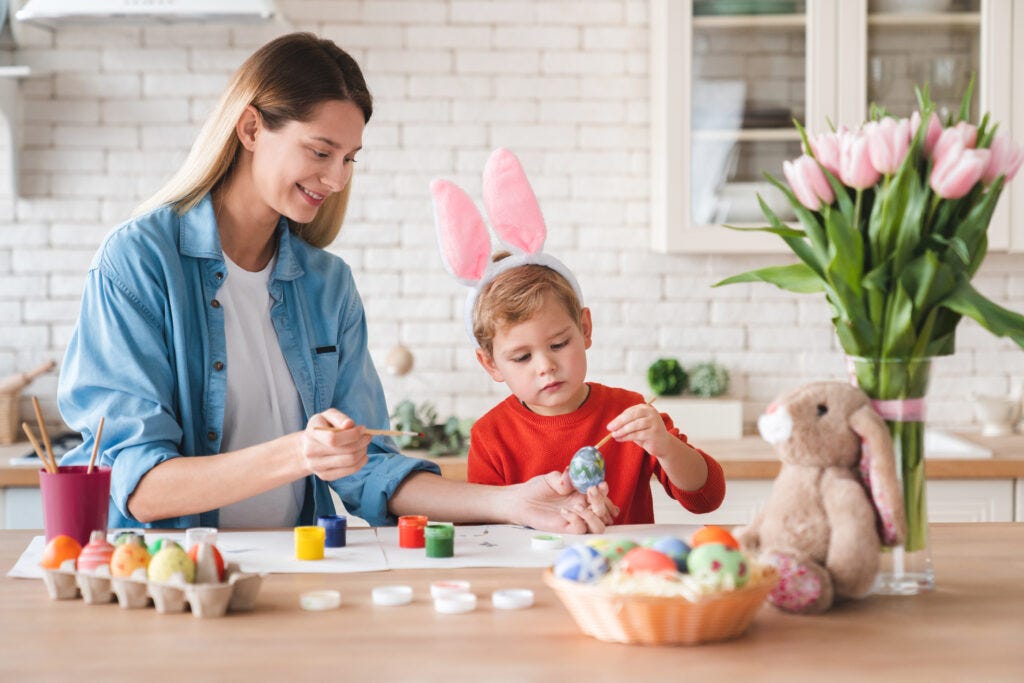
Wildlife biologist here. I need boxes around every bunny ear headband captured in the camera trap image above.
[430,148,583,346]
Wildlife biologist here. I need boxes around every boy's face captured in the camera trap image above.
[476,296,593,416]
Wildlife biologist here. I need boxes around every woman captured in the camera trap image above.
[58,33,614,532]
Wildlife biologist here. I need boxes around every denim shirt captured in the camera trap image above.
[57,194,439,529]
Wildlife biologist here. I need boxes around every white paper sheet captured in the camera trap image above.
[7,524,704,578]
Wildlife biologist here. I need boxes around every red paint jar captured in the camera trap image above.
[398,515,428,548]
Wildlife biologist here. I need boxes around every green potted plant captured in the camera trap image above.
[644,359,742,440]
[390,399,472,456]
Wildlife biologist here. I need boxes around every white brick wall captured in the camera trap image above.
[1,0,1023,437]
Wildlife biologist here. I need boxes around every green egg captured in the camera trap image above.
[686,542,749,588]
[147,544,195,583]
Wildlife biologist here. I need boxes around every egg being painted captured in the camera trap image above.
[568,446,605,493]
[686,542,749,588]
[553,544,609,583]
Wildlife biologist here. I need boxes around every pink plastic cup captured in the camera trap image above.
[38,466,111,546]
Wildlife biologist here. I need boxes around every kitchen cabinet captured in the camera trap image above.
[651,0,1020,254]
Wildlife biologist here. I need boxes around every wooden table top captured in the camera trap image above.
[2,524,1022,682]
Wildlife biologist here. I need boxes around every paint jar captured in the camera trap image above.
[317,515,347,548]
[294,526,325,560]
[424,522,455,558]
[398,515,428,548]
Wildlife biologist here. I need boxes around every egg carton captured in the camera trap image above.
[39,562,264,618]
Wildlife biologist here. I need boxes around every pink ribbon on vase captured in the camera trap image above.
[870,398,926,422]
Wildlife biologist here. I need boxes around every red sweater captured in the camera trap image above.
[467,383,725,525]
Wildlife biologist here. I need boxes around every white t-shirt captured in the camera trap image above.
[217,250,306,528]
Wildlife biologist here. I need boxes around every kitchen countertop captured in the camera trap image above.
[3,433,1024,488]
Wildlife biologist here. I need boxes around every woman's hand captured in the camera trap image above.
[509,471,619,534]
[301,409,371,481]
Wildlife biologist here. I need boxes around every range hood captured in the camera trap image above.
[16,0,278,28]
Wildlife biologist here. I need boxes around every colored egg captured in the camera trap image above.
[568,446,605,493]
[686,543,749,588]
[110,537,151,578]
[644,536,691,572]
[587,538,638,564]
[188,542,226,583]
[553,544,609,583]
[40,534,82,570]
[113,530,144,546]
[147,537,170,556]
[77,530,115,572]
[147,542,195,583]
[619,547,678,575]
[690,525,740,550]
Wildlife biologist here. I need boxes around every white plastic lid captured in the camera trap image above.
[372,585,414,606]
[430,579,471,600]
[491,588,534,610]
[299,589,341,611]
[433,592,477,614]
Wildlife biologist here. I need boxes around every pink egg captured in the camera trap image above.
[619,547,677,575]
[77,530,115,572]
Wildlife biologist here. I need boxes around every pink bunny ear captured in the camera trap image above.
[850,405,906,547]
[431,179,492,286]
[482,148,546,254]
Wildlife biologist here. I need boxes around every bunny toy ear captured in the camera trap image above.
[849,405,907,547]
[431,179,492,287]
[482,148,546,254]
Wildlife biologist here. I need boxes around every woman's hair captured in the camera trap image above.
[135,32,372,248]
[473,252,584,355]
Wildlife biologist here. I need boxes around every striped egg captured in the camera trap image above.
[77,530,115,572]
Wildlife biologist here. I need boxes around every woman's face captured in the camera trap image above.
[249,99,365,224]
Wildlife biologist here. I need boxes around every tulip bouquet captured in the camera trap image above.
[717,84,1024,566]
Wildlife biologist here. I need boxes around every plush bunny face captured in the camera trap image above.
[758,381,870,468]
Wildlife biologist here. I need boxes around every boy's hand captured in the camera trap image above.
[301,409,371,481]
[605,402,675,458]
[510,471,616,534]
[585,481,620,523]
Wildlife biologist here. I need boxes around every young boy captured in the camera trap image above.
[466,255,726,525]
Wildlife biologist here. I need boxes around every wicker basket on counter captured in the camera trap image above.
[543,567,777,646]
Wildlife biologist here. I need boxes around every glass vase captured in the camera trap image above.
[848,356,934,595]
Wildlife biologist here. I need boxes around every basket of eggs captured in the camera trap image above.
[544,525,777,646]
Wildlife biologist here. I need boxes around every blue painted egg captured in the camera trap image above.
[568,446,605,493]
[553,544,610,583]
[645,536,691,572]
[686,542,749,588]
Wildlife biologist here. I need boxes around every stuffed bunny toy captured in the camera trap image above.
[430,147,583,344]
[734,381,906,614]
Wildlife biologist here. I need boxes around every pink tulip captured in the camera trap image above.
[931,122,978,165]
[783,155,835,210]
[930,140,990,199]
[838,130,882,189]
[910,111,943,155]
[982,133,1024,185]
[809,130,844,178]
[865,117,912,175]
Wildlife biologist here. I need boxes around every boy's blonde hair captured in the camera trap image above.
[135,32,372,249]
[473,252,584,355]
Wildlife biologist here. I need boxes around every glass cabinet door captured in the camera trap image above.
[866,0,981,121]
[690,1,807,229]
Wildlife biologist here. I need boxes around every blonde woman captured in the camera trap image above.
[58,33,614,533]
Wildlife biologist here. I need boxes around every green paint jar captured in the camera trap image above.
[424,522,455,558]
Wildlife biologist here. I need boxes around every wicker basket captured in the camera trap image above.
[0,392,18,445]
[543,568,778,646]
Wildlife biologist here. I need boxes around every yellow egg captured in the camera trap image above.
[110,540,151,577]
[147,543,196,583]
